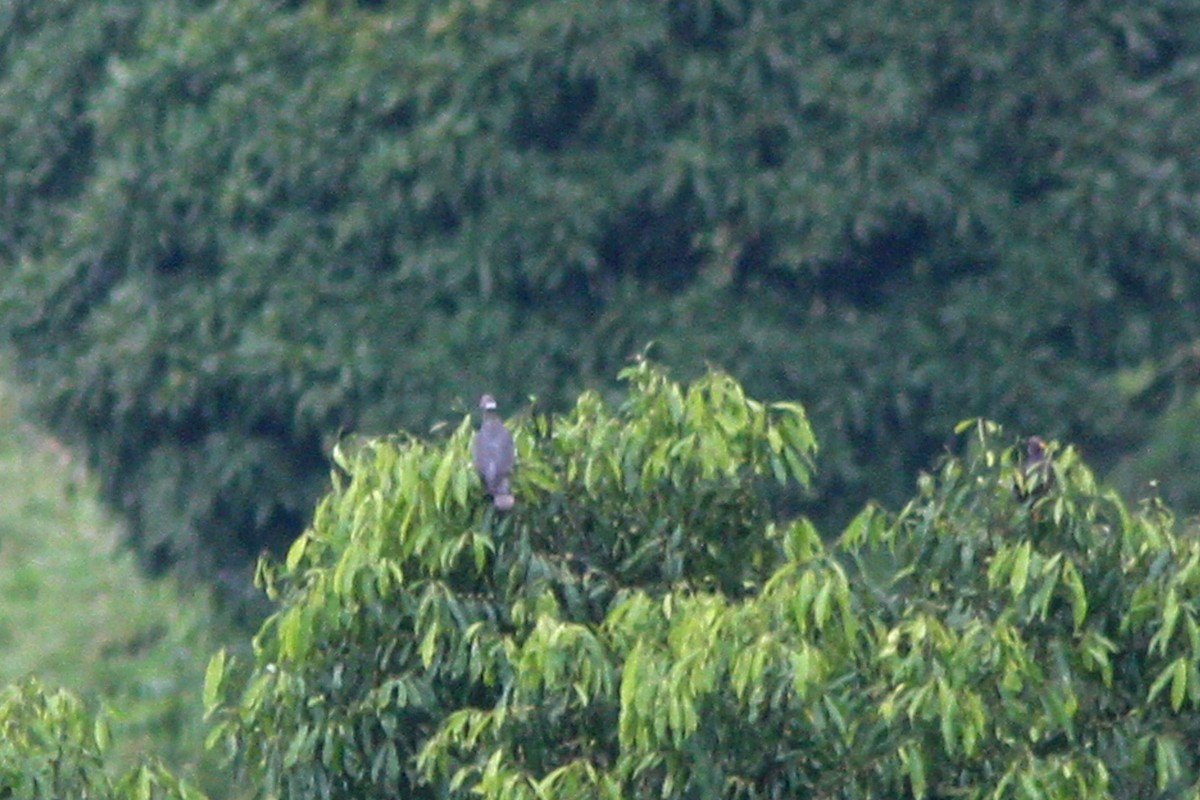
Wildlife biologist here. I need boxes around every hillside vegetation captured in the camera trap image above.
[0,373,233,797]
[3,0,1200,591]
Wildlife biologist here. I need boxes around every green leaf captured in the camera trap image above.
[839,505,875,549]
[432,446,457,509]
[900,744,927,799]
[1154,735,1182,791]
[1010,541,1032,597]
[285,533,308,570]
[1148,657,1187,709]
[1063,560,1088,629]
[1151,589,1180,656]
[1171,657,1188,712]
[953,418,981,435]
[204,720,230,752]
[813,578,833,630]
[283,725,313,768]
[203,649,226,712]
[938,679,957,755]
[93,715,111,753]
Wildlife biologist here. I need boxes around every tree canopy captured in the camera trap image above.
[202,365,1200,799]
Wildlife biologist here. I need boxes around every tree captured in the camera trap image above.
[206,366,1200,799]
[204,362,817,798]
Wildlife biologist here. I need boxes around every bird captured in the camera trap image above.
[472,394,515,510]
[1014,436,1055,502]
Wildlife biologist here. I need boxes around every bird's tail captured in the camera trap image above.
[491,477,514,511]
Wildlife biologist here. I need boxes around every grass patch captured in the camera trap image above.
[0,373,241,798]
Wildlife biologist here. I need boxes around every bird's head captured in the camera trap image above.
[479,394,498,411]
[1026,436,1048,460]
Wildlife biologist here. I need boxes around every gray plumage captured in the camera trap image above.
[1014,435,1054,501]
[472,394,515,510]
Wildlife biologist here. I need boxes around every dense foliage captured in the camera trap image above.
[0,678,204,799]
[205,366,1200,799]
[3,0,1200,586]
[205,362,817,797]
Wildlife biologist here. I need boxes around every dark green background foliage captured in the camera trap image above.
[3,0,1200,585]
[206,368,1200,799]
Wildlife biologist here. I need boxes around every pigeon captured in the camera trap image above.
[472,394,515,510]
[1014,436,1055,501]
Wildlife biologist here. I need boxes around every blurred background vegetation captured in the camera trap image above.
[1,0,1199,794]
[4,0,1200,590]
[0,370,236,797]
